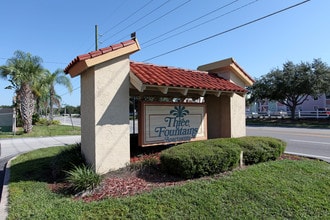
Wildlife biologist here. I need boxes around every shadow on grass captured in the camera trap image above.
[10,144,84,184]
[10,156,56,183]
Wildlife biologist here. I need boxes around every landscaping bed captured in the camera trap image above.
[45,136,287,202]
[52,153,302,203]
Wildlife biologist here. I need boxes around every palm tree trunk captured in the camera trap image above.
[19,83,35,133]
[49,89,54,122]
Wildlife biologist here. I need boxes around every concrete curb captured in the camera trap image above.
[0,158,12,220]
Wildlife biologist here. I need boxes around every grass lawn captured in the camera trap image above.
[0,124,80,138]
[8,146,330,219]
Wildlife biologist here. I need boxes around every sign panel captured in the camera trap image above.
[139,102,207,146]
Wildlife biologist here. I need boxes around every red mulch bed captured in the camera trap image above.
[50,153,306,202]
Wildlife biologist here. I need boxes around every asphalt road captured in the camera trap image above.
[247,126,330,162]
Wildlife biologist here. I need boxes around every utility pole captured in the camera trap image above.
[95,24,98,50]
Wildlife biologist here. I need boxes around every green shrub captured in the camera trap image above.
[160,137,286,179]
[51,120,61,125]
[36,117,48,125]
[32,113,40,125]
[205,138,242,169]
[65,164,102,193]
[231,137,286,165]
[36,118,61,126]
[160,141,240,179]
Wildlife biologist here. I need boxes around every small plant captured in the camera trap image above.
[65,164,102,193]
[51,120,61,125]
[36,118,61,126]
[36,117,48,125]
[51,143,84,180]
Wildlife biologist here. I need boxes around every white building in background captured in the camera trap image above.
[296,94,330,111]
[248,94,330,113]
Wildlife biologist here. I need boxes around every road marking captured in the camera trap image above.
[290,139,330,145]
[285,151,330,160]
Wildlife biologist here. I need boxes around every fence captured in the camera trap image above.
[295,110,330,119]
[246,110,330,119]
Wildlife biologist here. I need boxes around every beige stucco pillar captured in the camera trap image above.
[81,55,131,173]
[198,58,253,139]
[230,93,246,137]
[205,93,246,139]
[205,95,231,138]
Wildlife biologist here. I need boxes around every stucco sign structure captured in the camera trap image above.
[64,36,254,174]
[139,102,207,146]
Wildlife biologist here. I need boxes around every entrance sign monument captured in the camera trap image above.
[139,102,207,146]
[65,36,254,173]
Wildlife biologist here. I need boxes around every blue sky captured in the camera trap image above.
[1,0,329,107]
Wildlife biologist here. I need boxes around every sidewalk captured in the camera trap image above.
[0,135,81,219]
[0,135,81,158]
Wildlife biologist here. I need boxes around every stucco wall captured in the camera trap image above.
[205,95,231,138]
[81,55,130,174]
[205,96,219,138]
[205,93,246,139]
[228,72,245,88]
[216,71,245,88]
[81,67,96,166]
[230,93,246,137]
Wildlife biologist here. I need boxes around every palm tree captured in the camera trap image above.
[0,50,44,133]
[33,73,50,115]
[44,69,72,121]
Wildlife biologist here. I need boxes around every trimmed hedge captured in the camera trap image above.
[160,141,241,179]
[231,136,286,165]
[160,137,286,179]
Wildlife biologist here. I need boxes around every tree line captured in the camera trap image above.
[248,59,330,119]
[0,50,73,133]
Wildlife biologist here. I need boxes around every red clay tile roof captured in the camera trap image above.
[65,39,247,94]
[130,62,247,93]
[64,39,137,74]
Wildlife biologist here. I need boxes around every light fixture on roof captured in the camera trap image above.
[131,32,136,40]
